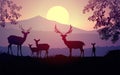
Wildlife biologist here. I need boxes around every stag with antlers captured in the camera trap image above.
[55,25,85,57]
[7,25,31,56]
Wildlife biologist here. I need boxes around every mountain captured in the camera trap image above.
[6,16,95,33]
[0,16,120,49]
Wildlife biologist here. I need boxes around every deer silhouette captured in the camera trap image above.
[55,25,85,57]
[34,39,50,57]
[91,43,96,57]
[7,25,31,56]
[28,44,39,57]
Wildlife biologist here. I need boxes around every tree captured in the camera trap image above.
[0,0,22,27]
[83,0,120,43]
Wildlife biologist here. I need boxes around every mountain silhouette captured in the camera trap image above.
[6,16,95,33]
[0,16,120,48]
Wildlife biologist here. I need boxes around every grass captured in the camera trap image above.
[0,50,120,75]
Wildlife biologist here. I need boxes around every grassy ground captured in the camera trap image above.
[0,50,120,75]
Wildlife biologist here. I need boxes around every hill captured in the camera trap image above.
[0,16,120,48]
[0,16,97,48]
[6,16,91,33]
[0,50,120,75]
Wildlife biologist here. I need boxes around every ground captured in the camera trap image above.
[0,50,120,75]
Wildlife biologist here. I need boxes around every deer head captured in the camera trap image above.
[28,44,33,47]
[34,39,40,45]
[34,39,40,42]
[91,43,96,48]
[19,25,31,38]
[55,24,72,40]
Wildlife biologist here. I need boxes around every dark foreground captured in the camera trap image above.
[0,50,120,75]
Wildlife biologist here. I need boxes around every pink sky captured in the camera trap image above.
[13,0,95,31]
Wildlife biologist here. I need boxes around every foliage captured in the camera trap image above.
[83,0,120,43]
[0,0,22,27]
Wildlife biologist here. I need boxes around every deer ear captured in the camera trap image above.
[21,31,24,34]
[34,39,36,41]
[38,39,40,41]
[27,32,30,34]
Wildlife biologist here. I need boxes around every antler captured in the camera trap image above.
[65,25,72,35]
[55,24,63,35]
[27,27,32,32]
[19,25,25,31]
[19,24,31,32]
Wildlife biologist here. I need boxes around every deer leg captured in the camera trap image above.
[93,51,95,57]
[91,51,93,56]
[80,48,84,57]
[32,52,34,57]
[46,50,48,58]
[83,50,84,57]
[35,52,36,57]
[33,52,35,57]
[92,51,94,56]
[8,44,12,55]
[45,50,47,58]
[81,48,84,57]
[39,51,41,58]
[8,44,11,54]
[20,45,22,56]
[94,51,96,57]
[31,52,33,57]
[36,52,39,57]
[10,47,13,55]
[80,49,82,57]
[69,48,72,57]
[40,51,42,57]
[38,51,39,58]
[36,52,38,57]
[17,45,19,56]
[80,51,82,57]
[9,44,13,55]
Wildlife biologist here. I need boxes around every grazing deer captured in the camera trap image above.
[28,44,39,57]
[34,39,50,57]
[55,25,85,57]
[7,25,31,56]
[91,43,96,57]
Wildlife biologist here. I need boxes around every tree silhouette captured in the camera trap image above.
[83,0,120,43]
[0,0,22,27]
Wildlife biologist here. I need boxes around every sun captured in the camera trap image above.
[46,6,69,24]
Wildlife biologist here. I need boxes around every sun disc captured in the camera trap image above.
[46,6,69,24]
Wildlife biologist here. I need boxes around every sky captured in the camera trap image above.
[1,0,120,56]
[13,0,95,31]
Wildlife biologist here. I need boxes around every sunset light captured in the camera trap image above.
[46,6,69,24]
[0,0,120,74]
